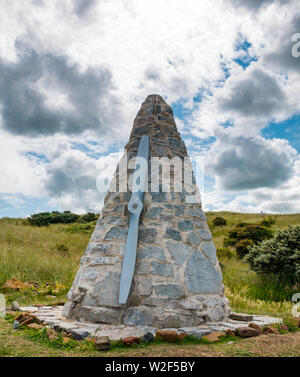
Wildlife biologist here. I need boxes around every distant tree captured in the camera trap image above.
[246,226,300,286]
[224,223,274,257]
[213,217,227,226]
[28,211,79,226]
[80,212,98,223]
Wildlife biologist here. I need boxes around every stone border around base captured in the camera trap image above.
[13,306,282,341]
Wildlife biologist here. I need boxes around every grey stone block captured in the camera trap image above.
[107,216,124,225]
[197,229,212,240]
[85,243,113,255]
[138,228,157,243]
[123,308,153,326]
[104,226,128,240]
[185,250,222,293]
[138,246,166,262]
[135,262,149,275]
[174,205,185,216]
[88,257,119,266]
[93,272,122,308]
[154,284,184,299]
[200,241,217,264]
[150,262,174,277]
[145,207,163,219]
[136,278,152,296]
[187,207,206,220]
[164,227,181,241]
[166,241,191,265]
[151,192,167,203]
[179,328,212,339]
[188,232,200,246]
[178,220,194,231]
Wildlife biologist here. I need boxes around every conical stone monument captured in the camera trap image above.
[63,94,230,328]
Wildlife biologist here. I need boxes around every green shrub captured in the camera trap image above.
[226,224,274,245]
[246,225,300,286]
[213,217,227,226]
[28,211,79,226]
[261,216,277,227]
[236,239,255,259]
[79,212,98,223]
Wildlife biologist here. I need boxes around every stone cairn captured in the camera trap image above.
[63,94,230,328]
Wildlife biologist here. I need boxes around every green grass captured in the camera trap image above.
[0,213,300,317]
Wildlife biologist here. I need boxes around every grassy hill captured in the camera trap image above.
[0,212,299,317]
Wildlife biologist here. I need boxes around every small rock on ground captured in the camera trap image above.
[11,301,19,311]
[263,326,279,335]
[95,336,111,351]
[156,330,178,343]
[122,337,140,346]
[235,327,260,338]
[230,312,253,322]
[13,320,19,330]
[27,323,44,331]
[202,332,225,343]
[249,322,263,334]
[141,332,155,343]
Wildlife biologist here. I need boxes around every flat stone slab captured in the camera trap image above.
[15,306,282,341]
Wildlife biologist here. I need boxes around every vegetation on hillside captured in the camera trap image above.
[246,225,300,286]
[27,211,99,227]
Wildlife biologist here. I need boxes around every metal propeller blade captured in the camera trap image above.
[119,135,149,304]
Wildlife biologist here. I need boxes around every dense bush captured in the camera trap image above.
[261,216,277,227]
[236,239,255,259]
[213,216,227,226]
[225,224,274,245]
[79,212,98,223]
[28,211,79,226]
[224,223,274,257]
[246,225,300,286]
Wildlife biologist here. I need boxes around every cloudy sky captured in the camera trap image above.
[0,0,299,217]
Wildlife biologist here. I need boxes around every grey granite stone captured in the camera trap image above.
[135,262,149,275]
[88,257,119,266]
[185,250,222,294]
[93,272,121,308]
[136,278,152,296]
[166,241,191,265]
[107,216,124,225]
[138,228,157,243]
[145,207,163,219]
[178,220,194,231]
[150,262,174,277]
[188,232,200,246]
[85,243,113,255]
[164,227,181,241]
[200,241,217,265]
[82,267,98,280]
[151,192,167,203]
[174,205,185,216]
[138,246,166,262]
[154,284,184,299]
[179,327,212,339]
[197,229,212,240]
[187,207,206,220]
[123,308,153,326]
[104,226,128,240]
